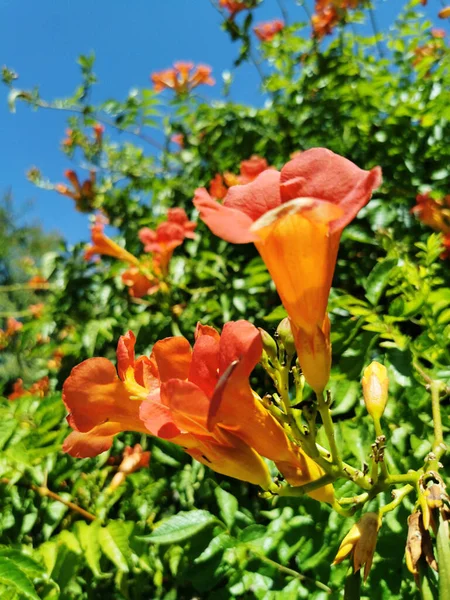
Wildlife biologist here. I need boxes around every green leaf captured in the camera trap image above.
[75,521,103,577]
[98,521,133,572]
[0,557,40,600]
[215,486,238,530]
[365,259,398,305]
[142,510,223,545]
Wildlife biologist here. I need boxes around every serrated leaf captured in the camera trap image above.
[0,557,40,600]
[75,521,103,577]
[141,510,223,545]
[98,521,133,572]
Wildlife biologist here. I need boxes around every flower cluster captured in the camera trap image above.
[151,62,215,94]
[312,0,363,39]
[64,147,381,504]
[254,20,284,42]
[0,317,23,349]
[62,323,332,501]
[84,208,196,297]
[8,376,49,401]
[219,0,249,17]
[209,155,272,200]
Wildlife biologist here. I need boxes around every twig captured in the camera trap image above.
[32,99,164,151]
[367,2,384,59]
[248,550,332,594]
[276,0,289,25]
[1,478,96,521]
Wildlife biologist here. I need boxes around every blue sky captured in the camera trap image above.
[0,0,443,245]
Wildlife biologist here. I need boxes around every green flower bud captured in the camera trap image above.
[276,317,296,357]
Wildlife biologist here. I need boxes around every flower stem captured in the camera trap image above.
[379,484,414,515]
[316,392,343,471]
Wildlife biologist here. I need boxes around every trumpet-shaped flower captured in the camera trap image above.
[139,208,196,275]
[55,169,96,212]
[151,62,215,94]
[220,0,248,16]
[254,20,284,42]
[84,221,140,266]
[194,148,381,392]
[141,320,334,501]
[8,376,49,401]
[62,323,333,499]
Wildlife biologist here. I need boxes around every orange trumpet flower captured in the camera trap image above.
[254,20,284,42]
[55,169,96,212]
[84,221,140,266]
[151,62,215,94]
[194,148,381,393]
[62,323,333,500]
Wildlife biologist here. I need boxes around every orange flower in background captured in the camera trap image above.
[84,220,140,265]
[28,275,48,289]
[254,19,284,42]
[121,265,160,298]
[194,148,382,393]
[55,169,96,212]
[209,174,228,200]
[209,156,271,199]
[224,155,271,187]
[151,62,215,94]
[411,192,450,234]
[29,303,44,318]
[6,317,23,336]
[439,7,450,19]
[48,348,64,370]
[93,123,104,144]
[312,0,363,39]
[171,133,184,148]
[8,376,49,401]
[0,317,23,349]
[108,444,151,491]
[220,0,248,16]
[431,28,446,39]
[139,208,196,275]
[62,128,74,147]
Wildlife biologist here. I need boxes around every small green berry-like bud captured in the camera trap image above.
[276,317,296,357]
[258,328,278,362]
[362,362,389,421]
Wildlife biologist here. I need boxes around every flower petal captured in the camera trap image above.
[224,169,281,221]
[280,148,382,233]
[193,188,255,243]
[189,334,220,398]
[116,331,136,380]
[62,425,119,458]
[63,357,146,434]
[218,320,262,378]
[150,337,192,382]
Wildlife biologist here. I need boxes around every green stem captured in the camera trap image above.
[431,381,446,461]
[379,484,414,515]
[276,474,334,497]
[316,392,343,470]
[248,550,332,594]
[436,514,450,600]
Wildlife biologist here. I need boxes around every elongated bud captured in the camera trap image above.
[438,7,450,19]
[294,315,331,395]
[276,317,296,356]
[258,328,278,362]
[333,512,381,582]
[362,362,388,421]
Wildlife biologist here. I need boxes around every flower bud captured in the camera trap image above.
[333,512,381,581]
[276,317,296,356]
[438,7,450,19]
[362,362,389,421]
[258,328,278,362]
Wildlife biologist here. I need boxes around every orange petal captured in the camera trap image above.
[62,425,120,458]
[150,337,192,382]
[251,199,342,333]
[63,357,147,434]
[116,331,136,380]
[280,148,382,234]
[193,188,255,243]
